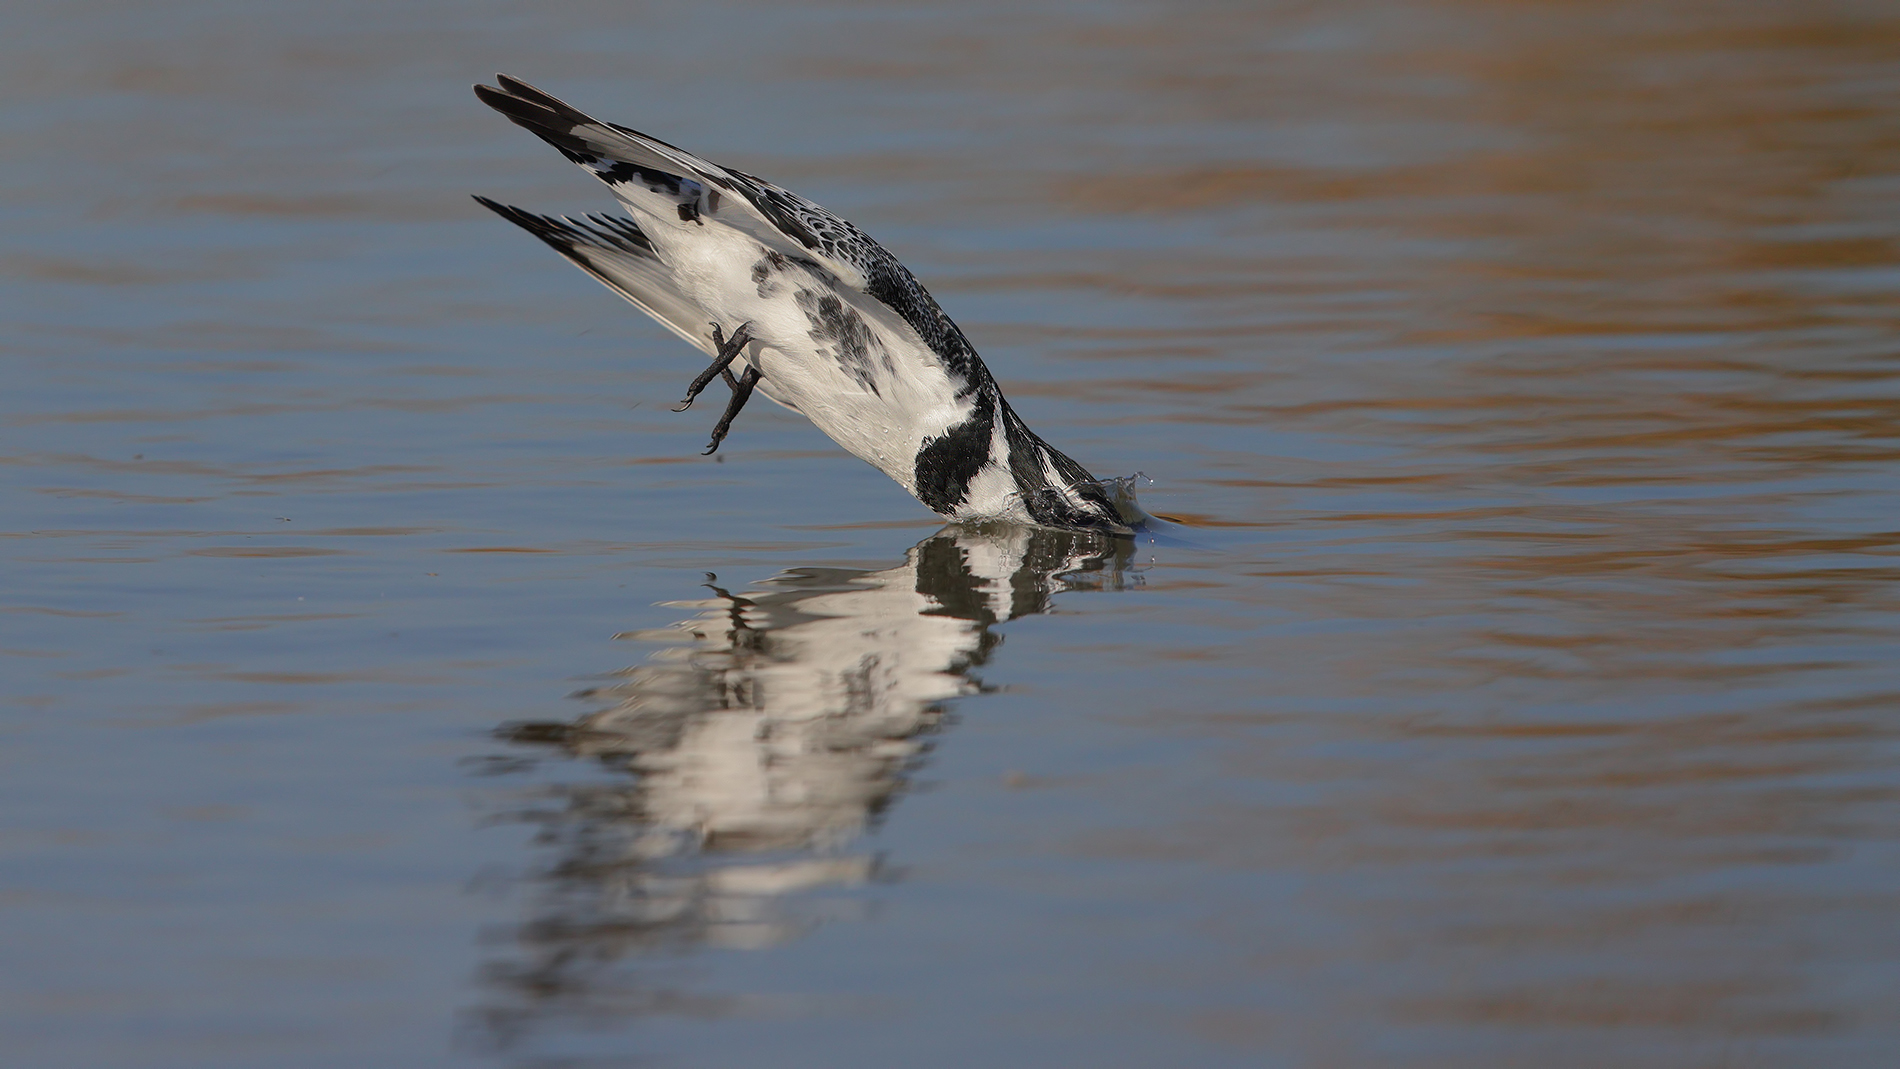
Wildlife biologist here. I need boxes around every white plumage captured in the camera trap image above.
[474,75,1128,532]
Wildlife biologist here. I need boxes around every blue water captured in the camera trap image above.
[4,1,1899,1066]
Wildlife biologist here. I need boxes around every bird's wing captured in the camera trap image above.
[475,76,992,384]
[472,197,715,355]
[474,75,872,291]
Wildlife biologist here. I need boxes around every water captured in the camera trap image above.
[3,1,1898,1066]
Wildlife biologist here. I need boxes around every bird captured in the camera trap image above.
[472,75,1130,533]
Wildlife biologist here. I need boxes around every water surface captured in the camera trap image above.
[3,1,1898,1066]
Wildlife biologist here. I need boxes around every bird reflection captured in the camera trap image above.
[468,523,1136,1045]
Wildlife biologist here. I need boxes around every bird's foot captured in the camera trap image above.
[703,365,761,455]
[674,321,753,411]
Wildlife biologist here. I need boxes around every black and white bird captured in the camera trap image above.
[472,76,1130,533]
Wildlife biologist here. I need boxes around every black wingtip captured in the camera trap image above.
[473,82,539,121]
[469,193,516,219]
[470,196,657,261]
[469,195,571,248]
[474,80,606,167]
[478,76,598,127]
[495,74,555,104]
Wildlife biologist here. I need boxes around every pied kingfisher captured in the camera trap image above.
[473,76,1129,533]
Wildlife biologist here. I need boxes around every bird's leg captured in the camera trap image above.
[674,322,754,411]
[702,366,762,455]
